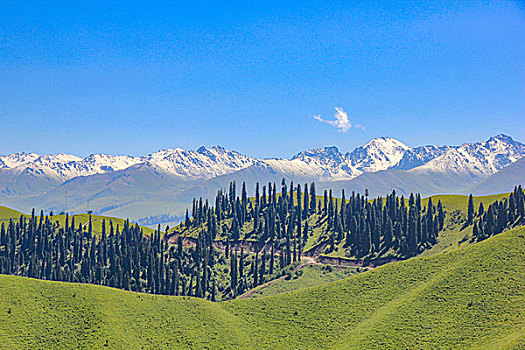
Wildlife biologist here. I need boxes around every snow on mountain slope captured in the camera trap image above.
[292,146,345,165]
[82,154,142,173]
[0,152,41,169]
[34,154,143,181]
[0,152,141,181]
[284,146,360,180]
[348,137,410,172]
[0,146,258,183]
[279,138,412,180]
[0,134,523,187]
[395,145,453,170]
[144,146,257,179]
[470,157,525,195]
[412,134,525,178]
[264,157,357,181]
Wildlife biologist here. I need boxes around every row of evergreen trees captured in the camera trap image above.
[0,212,224,300]
[324,189,444,258]
[0,209,291,300]
[471,186,525,241]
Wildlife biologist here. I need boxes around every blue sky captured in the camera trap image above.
[0,1,524,158]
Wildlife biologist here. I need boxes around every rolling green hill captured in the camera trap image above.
[0,206,155,236]
[0,206,25,220]
[242,264,359,299]
[2,225,525,349]
[424,192,513,213]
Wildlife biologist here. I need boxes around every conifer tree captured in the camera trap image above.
[309,183,316,213]
[467,194,475,224]
[303,183,309,218]
[478,202,484,217]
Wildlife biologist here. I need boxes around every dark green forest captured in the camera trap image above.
[1,181,522,301]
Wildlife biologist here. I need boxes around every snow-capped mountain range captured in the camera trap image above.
[1,134,522,182]
[0,134,523,220]
[412,134,525,178]
[0,146,255,182]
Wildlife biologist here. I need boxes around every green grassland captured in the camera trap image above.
[245,264,358,298]
[0,275,253,349]
[2,225,525,349]
[0,206,155,236]
[0,206,26,220]
[423,192,512,213]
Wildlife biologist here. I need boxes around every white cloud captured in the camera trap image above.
[313,107,364,132]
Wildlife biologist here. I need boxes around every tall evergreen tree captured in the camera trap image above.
[467,194,475,224]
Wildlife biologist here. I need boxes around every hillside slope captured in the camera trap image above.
[0,275,253,349]
[0,206,155,236]
[471,157,525,196]
[1,226,525,349]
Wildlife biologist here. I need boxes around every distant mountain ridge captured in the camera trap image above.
[0,134,523,220]
[412,134,525,178]
[0,145,257,182]
[1,134,522,183]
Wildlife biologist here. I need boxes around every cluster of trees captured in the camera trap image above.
[184,180,320,297]
[184,180,445,262]
[0,212,222,300]
[136,213,182,226]
[323,190,444,258]
[186,181,328,266]
[226,246,286,298]
[471,186,525,241]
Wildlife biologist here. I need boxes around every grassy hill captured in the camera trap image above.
[0,206,155,236]
[0,206,25,220]
[2,225,525,349]
[243,264,359,299]
[0,275,252,349]
[424,192,512,213]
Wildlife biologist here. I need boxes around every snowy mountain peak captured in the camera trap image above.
[363,137,410,150]
[144,146,256,179]
[483,134,520,150]
[349,137,410,172]
[414,134,525,178]
[292,146,342,162]
[487,133,514,143]
[210,145,227,151]
[0,152,41,168]
[150,148,186,156]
